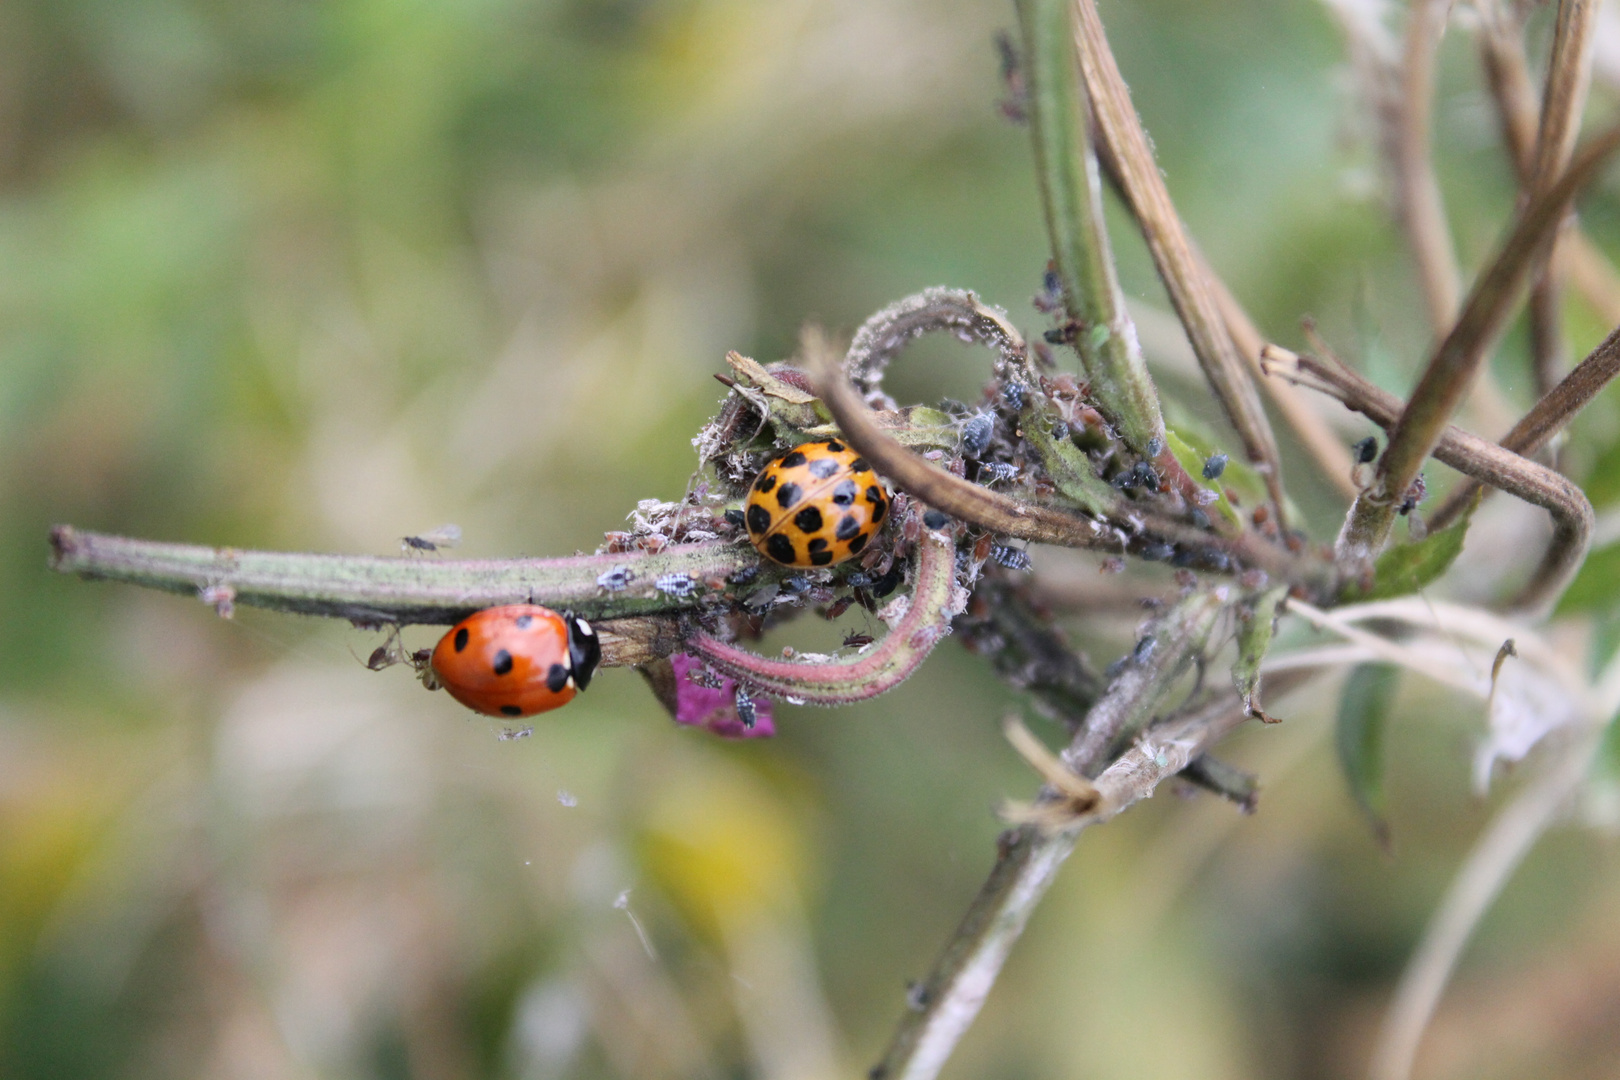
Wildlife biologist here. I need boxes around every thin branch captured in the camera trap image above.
[47,525,765,663]
[958,574,1102,726]
[1335,117,1620,564]
[1429,320,1620,529]
[1526,0,1601,393]
[1016,0,1165,456]
[684,529,961,705]
[1269,347,1594,611]
[1069,0,1288,522]
[1399,0,1463,336]
[1064,590,1223,769]
[872,592,1232,1080]
[1475,0,1620,328]
[1477,0,1540,181]
[1322,0,1515,433]
[1368,732,1600,1080]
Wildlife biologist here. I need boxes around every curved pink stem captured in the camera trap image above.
[684,529,961,705]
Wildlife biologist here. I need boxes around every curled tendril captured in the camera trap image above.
[683,527,965,705]
[844,287,1030,407]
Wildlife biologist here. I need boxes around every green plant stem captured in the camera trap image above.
[1070,0,1286,522]
[1016,0,1164,456]
[48,524,768,627]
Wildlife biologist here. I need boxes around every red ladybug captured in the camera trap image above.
[430,604,601,717]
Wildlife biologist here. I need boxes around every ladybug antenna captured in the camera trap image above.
[566,612,602,690]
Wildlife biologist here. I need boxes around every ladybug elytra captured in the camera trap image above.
[744,439,888,567]
[430,604,601,717]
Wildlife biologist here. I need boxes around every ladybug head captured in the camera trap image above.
[565,613,602,690]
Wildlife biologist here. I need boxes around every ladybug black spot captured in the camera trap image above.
[871,497,887,523]
[546,663,569,693]
[746,504,771,534]
[780,450,808,468]
[832,480,857,506]
[454,627,469,652]
[493,649,514,676]
[851,456,869,472]
[810,549,834,566]
[836,514,861,541]
[501,704,523,717]
[808,457,840,479]
[795,506,824,533]
[807,537,829,553]
[825,440,844,452]
[515,615,533,629]
[755,472,777,494]
[766,533,797,564]
[847,531,869,554]
[776,482,802,509]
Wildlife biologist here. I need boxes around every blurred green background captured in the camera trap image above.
[4,0,1620,1078]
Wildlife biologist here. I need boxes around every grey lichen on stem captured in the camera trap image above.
[1015,0,1164,457]
[872,592,1262,1080]
[1335,117,1620,565]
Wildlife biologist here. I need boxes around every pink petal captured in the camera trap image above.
[669,653,776,739]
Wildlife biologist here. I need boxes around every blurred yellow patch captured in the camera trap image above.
[636,752,812,940]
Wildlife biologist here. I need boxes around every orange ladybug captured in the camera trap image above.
[745,439,887,567]
[430,604,601,717]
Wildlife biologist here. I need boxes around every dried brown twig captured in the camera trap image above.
[1476,0,1620,331]
[1399,0,1463,335]
[1069,0,1287,522]
[1525,0,1601,393]
[1266,346,1594,612]
[1335,117,1620,566]
[1429,322,1620,530]
[1202,257,1361,500]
